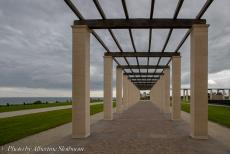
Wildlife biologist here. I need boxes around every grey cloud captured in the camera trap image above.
[0,0,230,95]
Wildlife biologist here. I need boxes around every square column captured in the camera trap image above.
[72,25,90,138]
[222,90,225,100]
[183,89,185,101]
[163,68,170,114]
[104,56,113,120]
[190,24,209,139]
[171,56,181,120]
[186,89,189,101]
[116,67,123,113]
[209,89,213,100]
[123,75,128,110]
[229,89,230,100]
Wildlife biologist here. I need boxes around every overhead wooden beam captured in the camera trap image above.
[124,72,163,75]
[139,87,152,90]
[74,18,206,29]
[118,65,169,69]
[131,79,159,82]
[132,81,157,84]
[129,77,160,80]
[134,82,156,85]
[106,52,180,57]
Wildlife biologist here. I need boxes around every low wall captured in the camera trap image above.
[208,100,230,106]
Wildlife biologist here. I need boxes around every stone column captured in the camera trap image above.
[72,25,90,138]
[171,56,181,120]
[183,89,185,101]
[223,90,225,100]
[116,67,123,113]
[185,89,189,101]
[229,89,230,100]
[159,76,164,112]
[190,24,209,139]
[127,79,132,107]
[209,89,213,100]
[163,68,170,114]
[123,75,128,110]
[104,56,113,120]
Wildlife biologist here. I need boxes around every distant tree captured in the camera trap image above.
[33,100,42,104]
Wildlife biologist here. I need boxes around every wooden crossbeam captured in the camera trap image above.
[118,65,169,69]
[124,72,163,75]
[105,52,180,57]
[129,77,160,80]
[74,18,206,29]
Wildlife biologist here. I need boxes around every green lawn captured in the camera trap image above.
[0,101,104,113]
[181,101,230,128]
[0,102,116,145]
[0,102,71,113]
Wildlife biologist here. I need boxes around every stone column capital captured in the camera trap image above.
[71,25,92,33]
[191,24,209,32]
[103,55,113,59]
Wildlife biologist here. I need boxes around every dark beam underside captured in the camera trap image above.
[118,65,169,69]
[134,83,156,85]
[106,52,180,57]
[129,77,160,80]
[136,85,154,89]
[74,18,206,29]
[139,88,152,90]
[124,72,163,75]
[132,81,157,83]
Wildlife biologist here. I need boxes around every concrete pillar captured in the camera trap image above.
[163,68,170,114]
[190,24,209,139]
[123,75,128,110]
[104,56,113,120]
[229,89,230,100]
[223,90,225,100]
[159,76,164,112]
[72,25,90,138]
[127,79,132,107]
[116,67,123,113]
[209,89,213,100]
[186,89,189,102]
[171,56,181,120]
[183,89,185,101]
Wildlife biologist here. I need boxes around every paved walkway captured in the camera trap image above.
[1,111,104,154]
[0,102,102,118]
[182,111,230,149]
[1,102,229,154]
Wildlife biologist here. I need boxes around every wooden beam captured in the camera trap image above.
[132,81,157,84]
[134,82,156,84]
[124,72,163,75]
[74,18,206,29]
[118,65,169,69]
[106,52,180,57]
[129,77,160,80]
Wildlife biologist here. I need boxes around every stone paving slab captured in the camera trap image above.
[39,101,229,154]
[1,102,229,154]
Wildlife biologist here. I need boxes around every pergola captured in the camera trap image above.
[65,0,214,140]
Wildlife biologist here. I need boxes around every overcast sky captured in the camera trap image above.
[0,0,229,97]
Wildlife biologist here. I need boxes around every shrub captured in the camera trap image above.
[33,101,42,104]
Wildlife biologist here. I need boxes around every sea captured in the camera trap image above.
[0,97,103,105]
